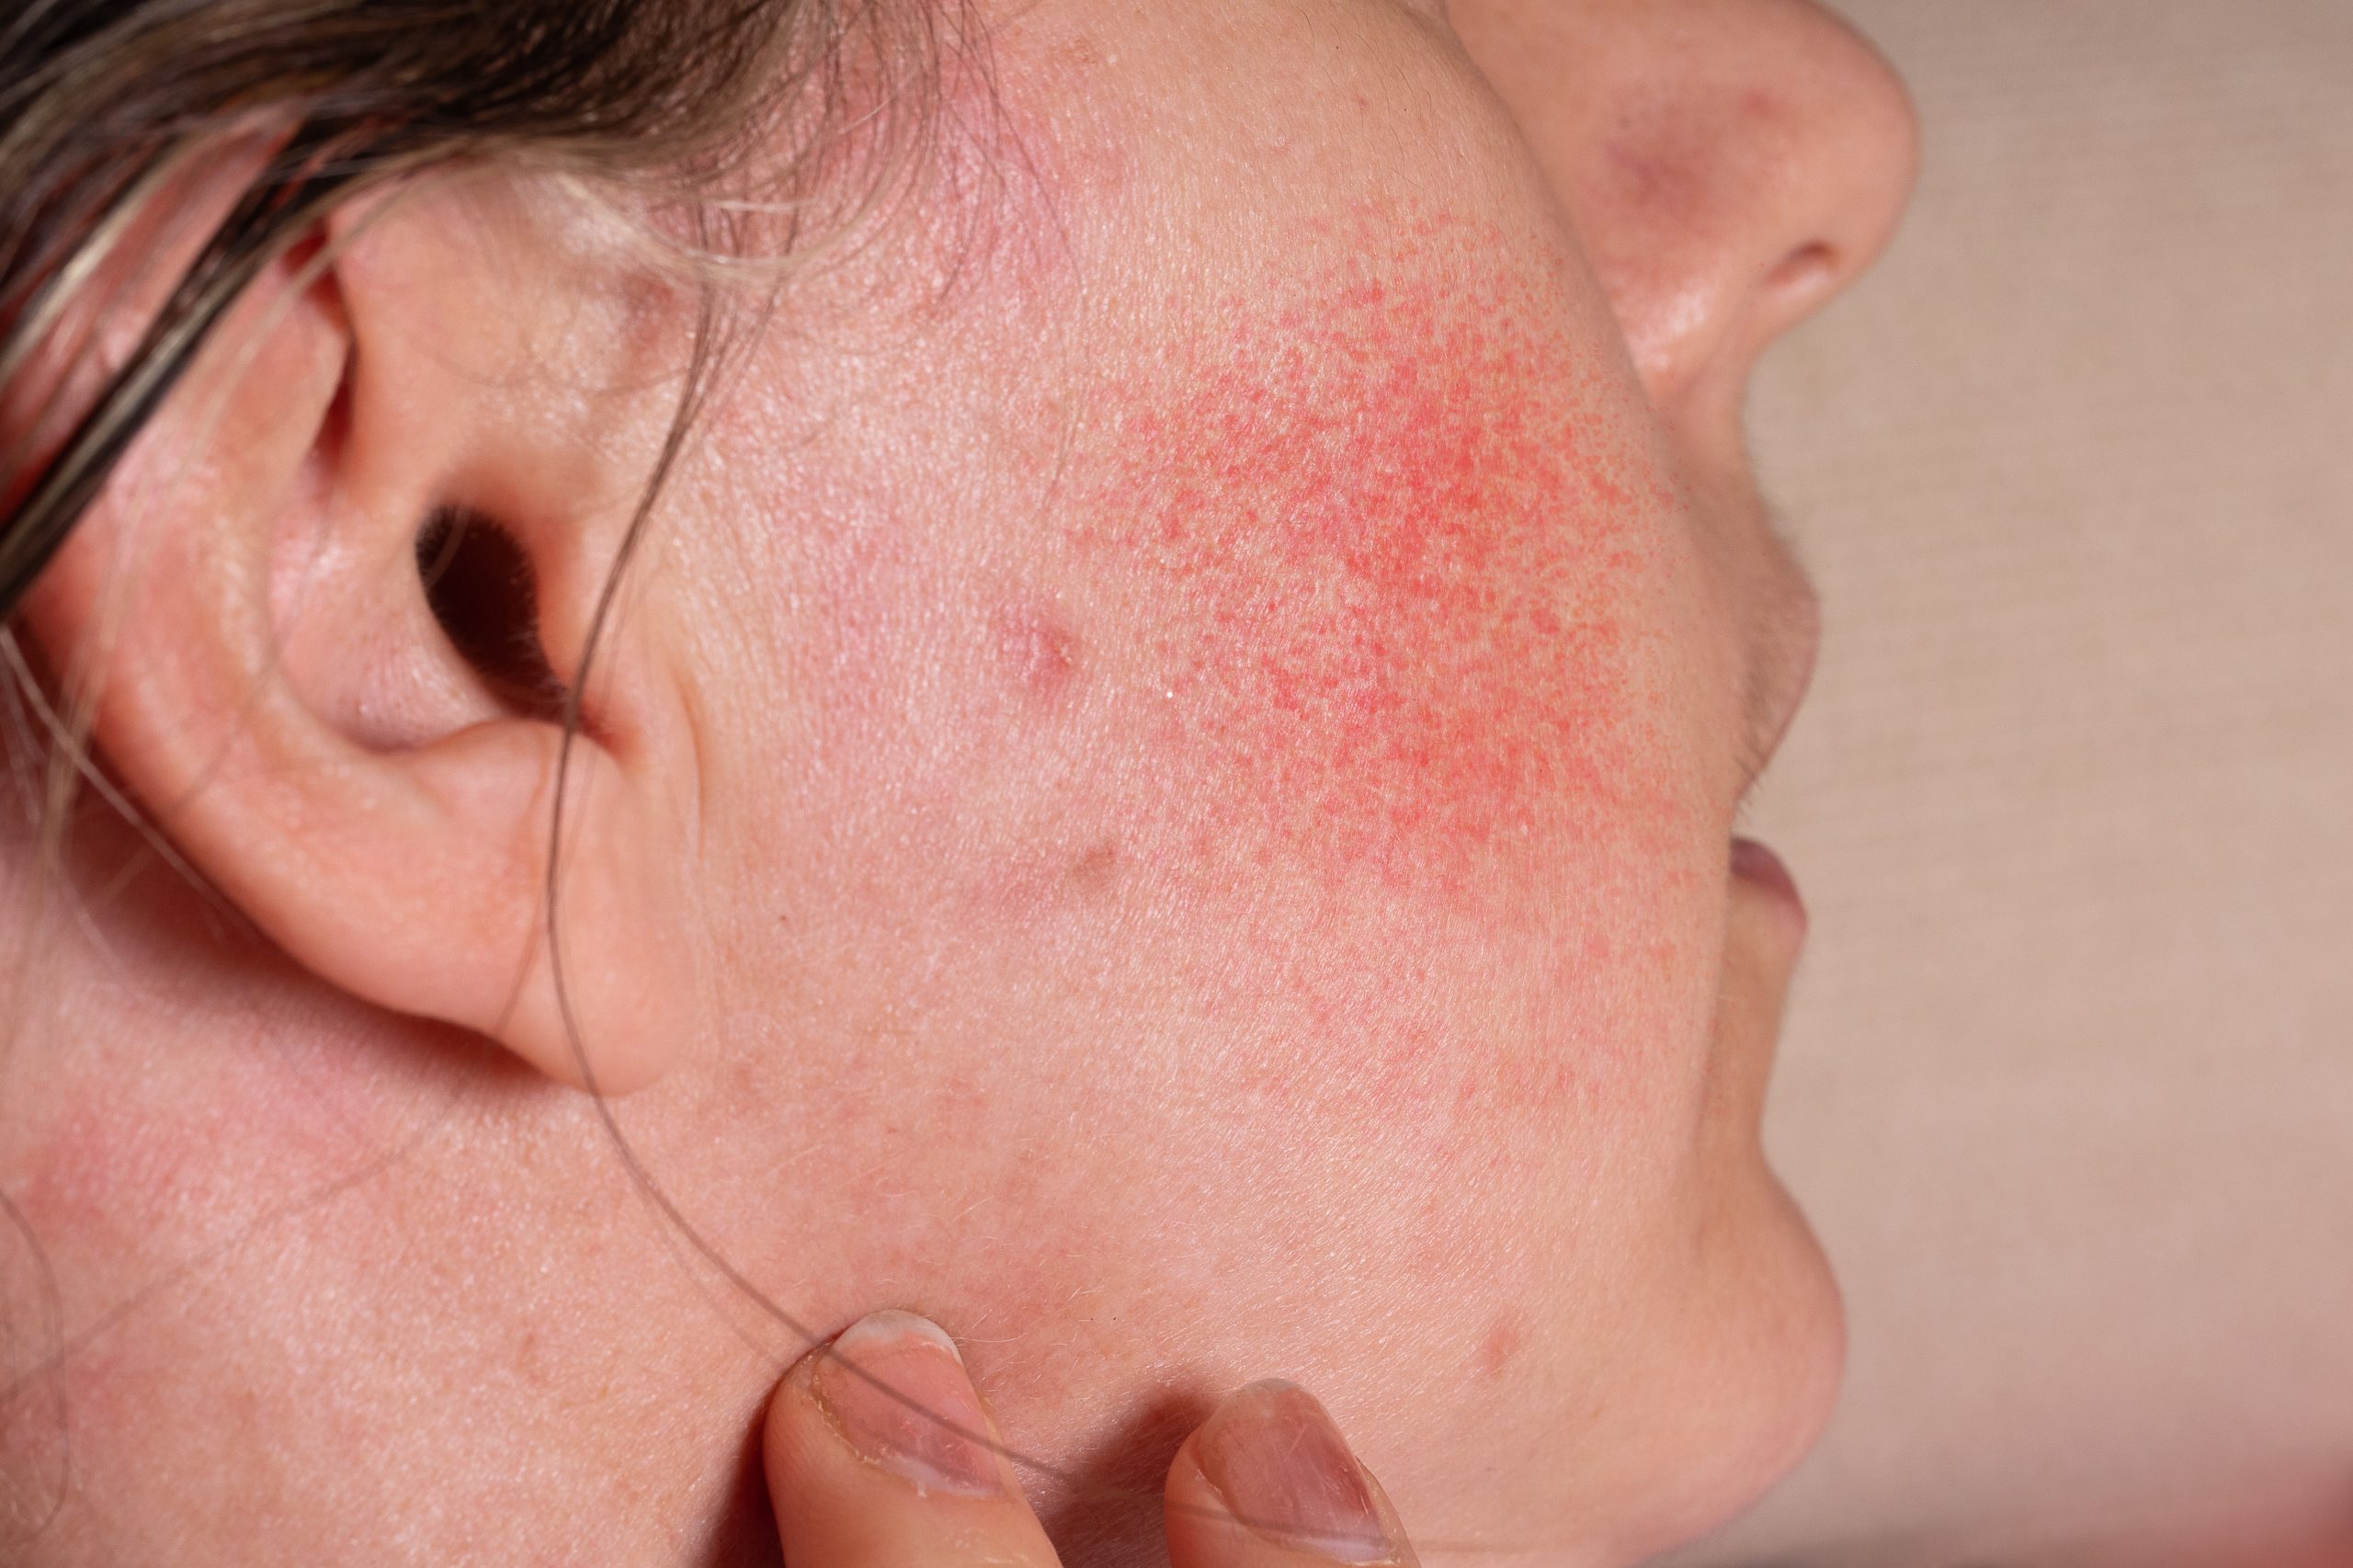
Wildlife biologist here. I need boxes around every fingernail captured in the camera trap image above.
[1196,1381,1397,1563]
[813,1311,1003,1497]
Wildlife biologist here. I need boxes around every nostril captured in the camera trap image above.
[1765,241,1838,298]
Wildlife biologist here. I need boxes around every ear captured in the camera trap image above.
[17,169,705,1095]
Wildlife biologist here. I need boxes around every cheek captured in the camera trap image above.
[711,210,1729,1119]
[698,199,1733,1165]
[1065,211,1702,911]
[1036,217,1725,1121]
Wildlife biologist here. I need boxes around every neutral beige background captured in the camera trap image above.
[1665,3,2353,1563]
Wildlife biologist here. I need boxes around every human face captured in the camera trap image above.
[664,0,1913,1556]
[0,1,1915,1564]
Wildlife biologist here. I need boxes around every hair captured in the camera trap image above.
[9,1,779,612]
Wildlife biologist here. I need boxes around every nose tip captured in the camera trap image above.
[1747,6,1921,339]
[1584,2,1922,402]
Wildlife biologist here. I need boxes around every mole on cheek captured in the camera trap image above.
[1070,212,1678,902]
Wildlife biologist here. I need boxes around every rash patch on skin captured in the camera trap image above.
[1068,210,1683,905]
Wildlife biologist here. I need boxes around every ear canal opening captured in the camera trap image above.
[415,506,567,724]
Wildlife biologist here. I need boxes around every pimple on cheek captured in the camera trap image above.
[994,601,1083,710]
[1068,214,1685,903]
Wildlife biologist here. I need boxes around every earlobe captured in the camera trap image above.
[13,179,701,1095]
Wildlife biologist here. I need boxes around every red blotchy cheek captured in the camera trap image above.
[1071,218,1679,901]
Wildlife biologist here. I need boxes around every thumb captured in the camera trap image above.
[762,1311,1063,1568]
[1163,1381,1418,1568]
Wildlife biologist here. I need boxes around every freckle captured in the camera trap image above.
[1068,840,1120,894]
[514,1328,551,1390]
[995,604,1080,707]
[1476,1312,1526,1383]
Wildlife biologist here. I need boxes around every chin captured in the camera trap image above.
[1626,1183,1847,1567]
[1722,1254,1847,1535]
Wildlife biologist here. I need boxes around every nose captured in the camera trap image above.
[1452,0,1920,410]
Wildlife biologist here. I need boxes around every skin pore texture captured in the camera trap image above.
[0,1,1916,1565]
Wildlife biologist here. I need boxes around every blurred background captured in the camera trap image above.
[1667,3,2353,1563]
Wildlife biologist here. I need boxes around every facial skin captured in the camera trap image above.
[0,2,1914,1564]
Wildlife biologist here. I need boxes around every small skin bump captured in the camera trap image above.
[995,602,1082,709]
[1476,1311,1528,1383]
[958,835,1125,927]
[1068,840,1120,894]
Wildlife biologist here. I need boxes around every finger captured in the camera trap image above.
[1164,1381,1419,1568]
[763,1310,1063,1568]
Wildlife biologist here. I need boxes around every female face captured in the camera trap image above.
[2,0,1915,1563]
